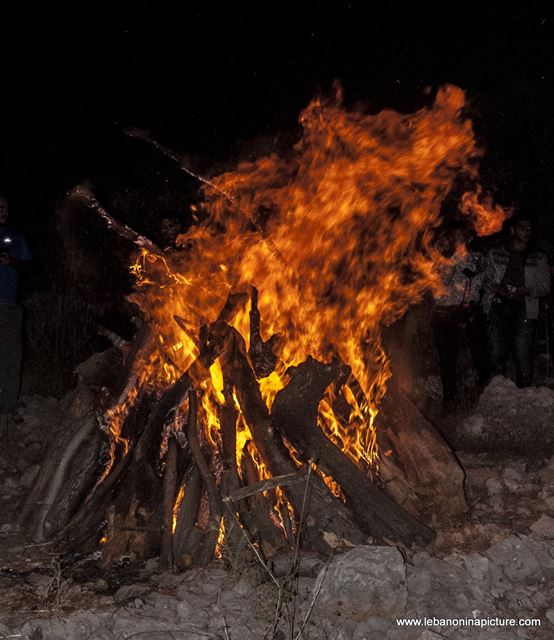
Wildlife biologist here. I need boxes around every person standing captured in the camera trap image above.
[0,197,32,413]
[432,225,489,407]
[482,216,550,387]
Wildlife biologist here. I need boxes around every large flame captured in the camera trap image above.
[105,85,508,538]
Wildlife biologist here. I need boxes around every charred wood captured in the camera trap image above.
[271,358,434,547]
[248,287,279,378]
[67,184,165,256]
[173,464,203,569]
[377,381,467,522]
[220,325,368,554]
[42,422,102,539]
[159,437,178,570]
[186,389,223,566]
[241,452,289,556]
[222,471,306,503]
[18,385,97,537]
[57,392,152,551]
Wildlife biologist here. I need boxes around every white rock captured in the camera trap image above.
[529,515,554,538]
[90,627,117,640]
[485,535,543,585]
[314,546,407,621]
[502,467,524,491]
[114,584,151,602]
[143,557,159,573]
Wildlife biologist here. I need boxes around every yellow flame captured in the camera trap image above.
[214,518,226,559]
[172,484,186,534]
[259,370,285,410]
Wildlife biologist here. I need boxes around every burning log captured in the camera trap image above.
[185,388,223,566]
[248,287,279,378]
[55,300,244,559]
[160,435,179,570]
[49,327,159,550]
[219,386,240,498]
[271,358,434,547]
[90,370,193,561]
[217,383,254,559]
[46,329,171,550]
[240,449,290,555]
[219,324,369,553]
[22,304,455,567]
[173,465,203,569]
[59,391,153,551]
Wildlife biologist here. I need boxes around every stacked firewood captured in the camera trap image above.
[19,285,466,571]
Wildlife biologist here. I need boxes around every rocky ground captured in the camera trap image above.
[1,377,554,639]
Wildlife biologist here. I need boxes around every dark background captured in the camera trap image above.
[1,4,552,232]
[0,3,553,395]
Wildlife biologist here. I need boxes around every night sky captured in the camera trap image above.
[1,4,553,246]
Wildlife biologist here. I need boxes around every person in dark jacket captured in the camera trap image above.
[482,216,550,387]
[0,197,32,413]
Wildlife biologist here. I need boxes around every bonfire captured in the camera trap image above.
[20,85,509,571]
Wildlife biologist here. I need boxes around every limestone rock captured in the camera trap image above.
[529,514,554,538]
[485,535,543,585]
[114,583,151,603]
[314,546,407,621]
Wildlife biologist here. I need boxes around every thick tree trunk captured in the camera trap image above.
[377,381,467,523]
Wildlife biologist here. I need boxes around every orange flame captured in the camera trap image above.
[172,484,186,534]
[214,518,226,559]
[460,188,511,236]
[100,85,508,554]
